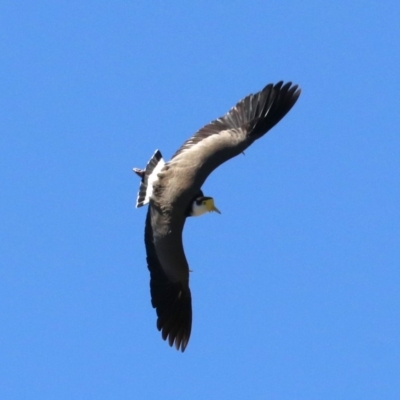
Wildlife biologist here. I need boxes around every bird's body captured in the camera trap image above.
[134,81,301,351]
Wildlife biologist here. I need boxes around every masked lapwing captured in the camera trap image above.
[133,81,301,352]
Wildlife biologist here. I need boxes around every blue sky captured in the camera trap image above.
[1,1,399,399]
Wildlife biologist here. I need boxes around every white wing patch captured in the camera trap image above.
[144,157,165,204]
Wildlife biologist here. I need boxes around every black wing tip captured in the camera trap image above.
[145,210,192,352]
[245,80,301,138]
[282,81,301,96]
[278,81,302,111]
[268,81,301,98]
[271,80,299,89]
[152,284,192,352]
[159,321,191,352]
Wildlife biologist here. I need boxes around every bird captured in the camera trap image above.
[133,81,301,352]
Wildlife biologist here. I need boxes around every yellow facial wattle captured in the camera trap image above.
[204,198,221,214]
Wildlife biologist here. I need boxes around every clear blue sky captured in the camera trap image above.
[1,1,399,399]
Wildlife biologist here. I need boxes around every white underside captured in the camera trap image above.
[144,158,165,204]
[191,202,209,217]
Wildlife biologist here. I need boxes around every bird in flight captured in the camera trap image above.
[133,81,301,352]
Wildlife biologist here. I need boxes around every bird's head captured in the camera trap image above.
[190,196,221,217]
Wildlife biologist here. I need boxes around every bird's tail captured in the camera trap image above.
[134,150,165,208]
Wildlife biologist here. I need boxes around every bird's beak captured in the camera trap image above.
[210,199,221,214]
[205,198,221,214]
[212,204,221,214]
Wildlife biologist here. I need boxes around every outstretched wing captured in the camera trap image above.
[144,205,192,352]
[157,82,301,204]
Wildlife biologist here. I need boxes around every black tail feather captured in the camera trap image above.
[135,150,163,208]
